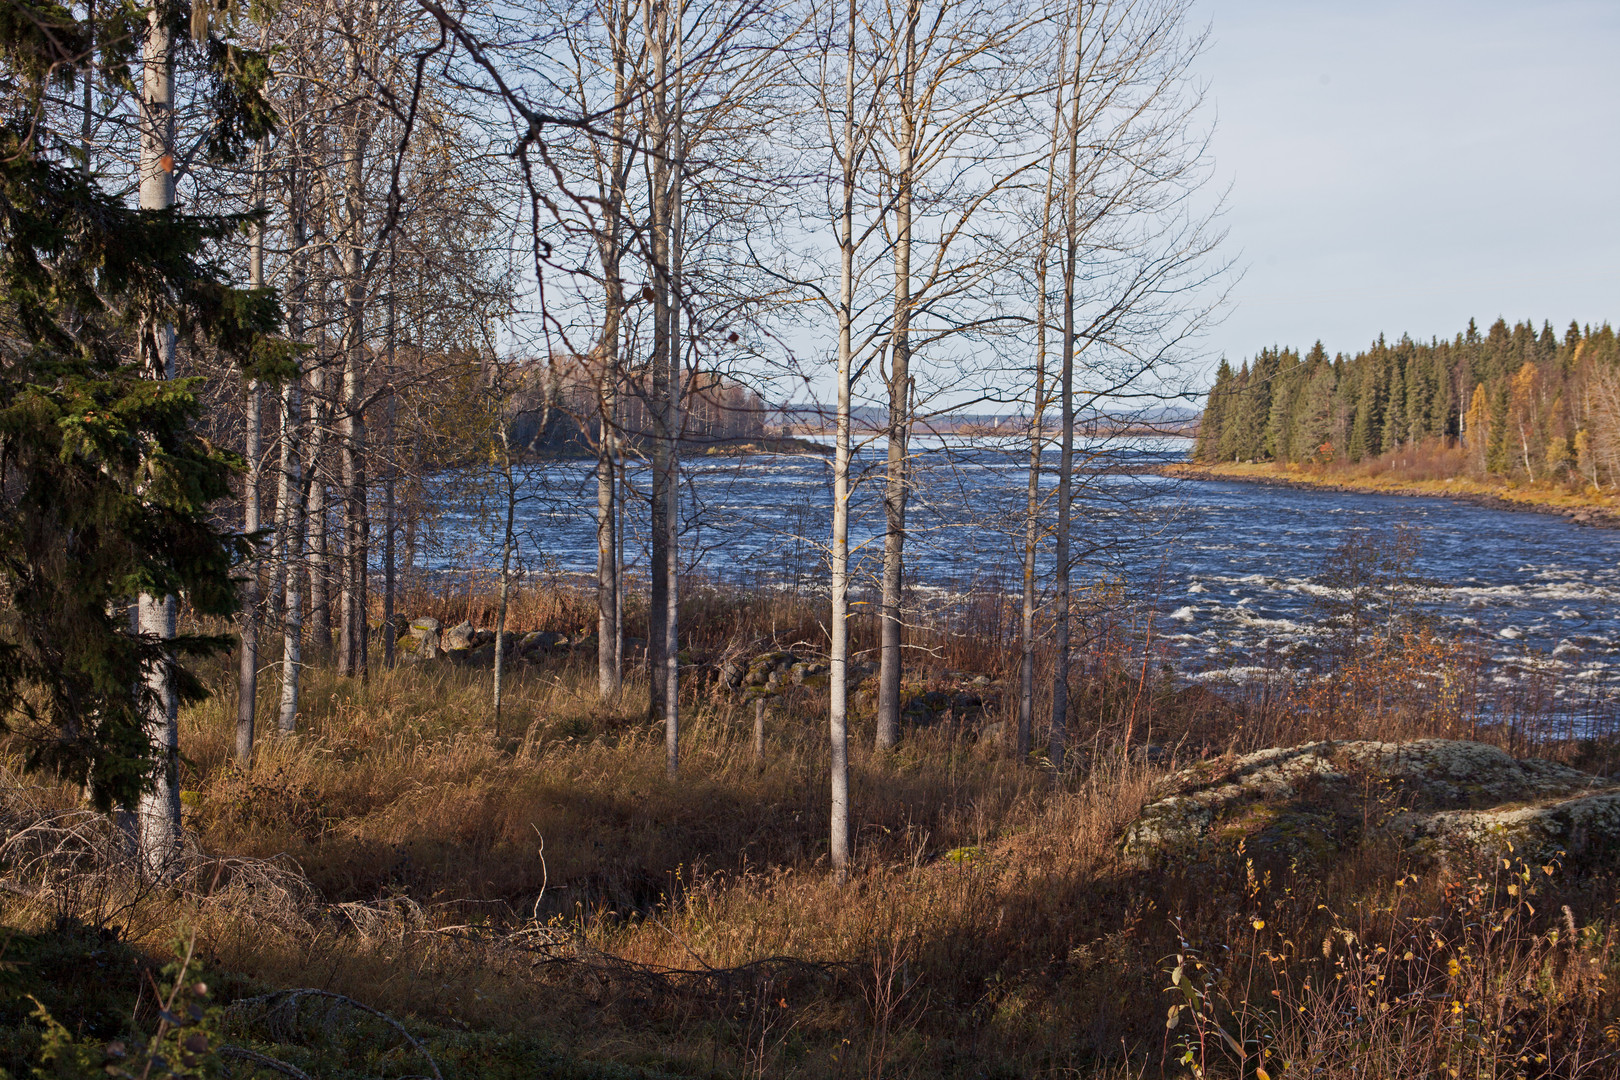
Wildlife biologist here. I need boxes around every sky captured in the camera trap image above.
[1194,0,1620,381]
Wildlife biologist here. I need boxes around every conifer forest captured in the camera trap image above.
[1195,317,1620,485]
[0,0,1617,1078]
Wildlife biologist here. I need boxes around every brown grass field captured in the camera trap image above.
[2,580,1617,1078]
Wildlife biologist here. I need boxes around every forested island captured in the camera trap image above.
[1191,318,1620,505]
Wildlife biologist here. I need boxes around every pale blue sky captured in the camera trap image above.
[1196,0,1620,377]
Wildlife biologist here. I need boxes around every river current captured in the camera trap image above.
[415,437,1619,701]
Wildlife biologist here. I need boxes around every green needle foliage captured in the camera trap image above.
[0,0,285,809]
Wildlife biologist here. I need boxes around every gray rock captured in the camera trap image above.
[409,618,441,660]
[745,651,792,687]
[444,620,476,651]
[1122,739,1617,869]
[521,630,565,653]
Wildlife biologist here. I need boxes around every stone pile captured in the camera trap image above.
[393,617,583,667]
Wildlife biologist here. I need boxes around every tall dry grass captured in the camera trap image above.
[2,579,1616,1078]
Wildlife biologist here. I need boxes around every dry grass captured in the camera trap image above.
[3,581,1618,1078]
[1168,444,1620,517]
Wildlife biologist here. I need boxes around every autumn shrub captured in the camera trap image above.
[1164,856,1619,1080]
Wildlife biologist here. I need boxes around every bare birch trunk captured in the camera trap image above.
[237,143,266,764]
[1048,23,1085,773]
[1018,30,1070,761]
[597,401,619,697]
[133,7,181,871]
[875,391,910,743]
[382,237,397,669]
[875,0,918,751]
[277,195,309,737]
[827,0,859,876]
[615,445,626,675]
[596,0,629,702]
[663,23,684,781]
[338,74,369,681]
[306,368,330,658]
[646,0,671,728]
[493,435,516,731]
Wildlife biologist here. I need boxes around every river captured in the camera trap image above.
[414,436,1620,702]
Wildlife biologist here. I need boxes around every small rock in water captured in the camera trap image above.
[1498,626,1523,640]
[1553,640,1583,658]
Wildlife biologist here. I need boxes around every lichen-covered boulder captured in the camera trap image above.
[408,617,441,660]
[1122,739,1618,870]
[520,630,565,654]
[443,620,476,651]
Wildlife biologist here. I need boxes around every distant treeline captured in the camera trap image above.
[1194,318,1620,485]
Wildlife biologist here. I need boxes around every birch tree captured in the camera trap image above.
[1039,0,1223,768]
[870,0,1045,749]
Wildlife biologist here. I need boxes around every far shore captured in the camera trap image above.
[512,432,834,464]
[1160,460,1620,527]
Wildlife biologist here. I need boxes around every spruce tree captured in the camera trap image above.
[1293,363,1335,462]
[1486,379,1512,474]
[1194,358,1233,462]
[0,0,281,811]
[1263,347,1300,461]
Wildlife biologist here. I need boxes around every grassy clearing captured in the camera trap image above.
[3,583,1617,1078]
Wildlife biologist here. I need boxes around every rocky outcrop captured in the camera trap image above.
[1122,739,1620,869]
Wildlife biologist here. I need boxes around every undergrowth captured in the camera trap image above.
[0,581,1616,1078]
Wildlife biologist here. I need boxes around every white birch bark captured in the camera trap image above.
[1018,24,1070,761]
[874,0,917,752]
[237,142,266,764]
[133,6,181,872]
[1048,17,1085,772]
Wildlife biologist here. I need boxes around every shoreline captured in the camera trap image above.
[1160,461,1620,527]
